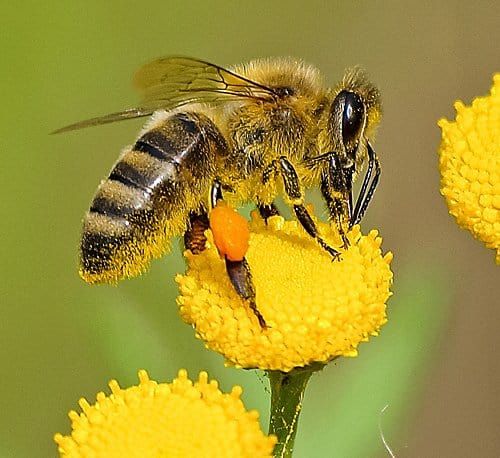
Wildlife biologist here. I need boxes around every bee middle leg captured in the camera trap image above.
[258,162,281,222]
[209,181,267,328]
[279,157,341,259]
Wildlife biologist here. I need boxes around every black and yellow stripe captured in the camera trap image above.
[80,112,227,283]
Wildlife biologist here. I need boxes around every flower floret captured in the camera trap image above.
[55,370,276,457]
[438,74,500,262]
[177,214,393,372]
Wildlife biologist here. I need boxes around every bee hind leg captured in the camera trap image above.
[183,207,210,254]
[210,181,267,328]
[225,258,266,328]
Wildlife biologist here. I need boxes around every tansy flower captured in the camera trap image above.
[438,74,500,263]
[54,370,276,457]
[177,213,393,372]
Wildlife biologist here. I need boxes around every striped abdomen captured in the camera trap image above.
[80,111,226,283]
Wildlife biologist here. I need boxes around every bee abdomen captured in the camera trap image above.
[89,180,151,218]
[109,160,156,191]
[80,151,174,283]
[134,130,176,161]
[80,111,227,284]
[80,210,134,283]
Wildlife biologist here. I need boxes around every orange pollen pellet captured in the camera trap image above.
[209,203,250,261]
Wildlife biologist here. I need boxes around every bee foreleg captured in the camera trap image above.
[321,156,351,248]
[350,142,380,228]
[279,157,341,259]
[225,258,267,328]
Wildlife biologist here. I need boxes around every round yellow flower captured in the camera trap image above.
[438,74,500,263]
[54,370,275,457]
[177,214,393,372]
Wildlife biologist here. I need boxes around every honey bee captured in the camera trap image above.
[55,56,381,327]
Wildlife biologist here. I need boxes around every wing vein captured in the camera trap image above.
[54,56,276,133]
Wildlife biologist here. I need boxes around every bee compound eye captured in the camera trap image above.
[333,91,365,150]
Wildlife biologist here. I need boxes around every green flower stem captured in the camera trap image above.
[267,364,323,457]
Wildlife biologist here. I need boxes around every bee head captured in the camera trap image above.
[324,68,381,163]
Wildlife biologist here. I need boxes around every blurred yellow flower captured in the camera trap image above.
[54,370,275,457]
[438,74,500,263]
[177,214,393,372]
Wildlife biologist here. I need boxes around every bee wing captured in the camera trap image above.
[133,56,276,103]
[51,108,155,134]
[52,56,276,134]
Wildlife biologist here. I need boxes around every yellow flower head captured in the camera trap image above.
[438,74,500,263]
[54,370,275,457]
[177,214,393,372]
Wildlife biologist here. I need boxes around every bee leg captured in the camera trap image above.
[259,161,281,222]
[210,179,223,208]
[293,205,342,259]
[279,157,341,260]
[262,160,279,184]
[350,142,381,228]
[320,156,351,249]
[184,178,230,253]
[184,208,210,254]
[258,202,280,222]
[209,181,267,328]
[225,258,266,328]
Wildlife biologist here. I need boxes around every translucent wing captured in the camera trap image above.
[51,108,155,134]
[53,56,276,134]
[133,56,276,104]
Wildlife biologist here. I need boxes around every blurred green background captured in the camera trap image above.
[1,1,499,457]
